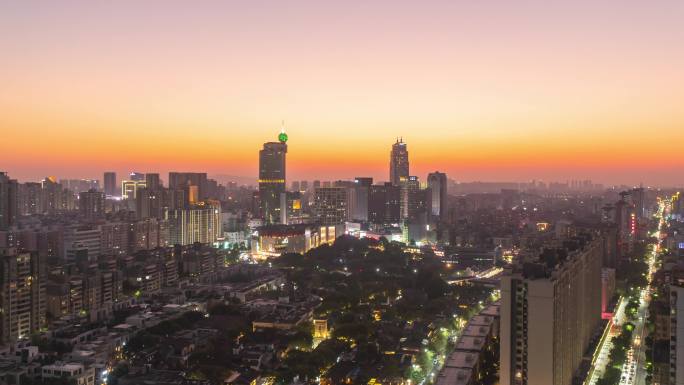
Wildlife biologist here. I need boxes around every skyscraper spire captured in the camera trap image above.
[278,120,288,143]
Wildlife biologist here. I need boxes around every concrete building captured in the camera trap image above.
[369,183,401,224]
[0,173,19,231]
[103,172,117,197]
[252,224,320,258]
[389,138,409,186]
[167,206,221,246]
[500,234,603,385]
[313,187,348,225]
[670,271,684,385]
[0,248,46,343]
[78,189,105,220]
[259,130,288,224]
[428,171,448,220]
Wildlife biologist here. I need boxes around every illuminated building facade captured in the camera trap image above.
[313,187,348,225]
[121,180,146,200]
[390,138,409,186]
[259,130,288,224]
[252,224,320,258]
[166,206,221,246]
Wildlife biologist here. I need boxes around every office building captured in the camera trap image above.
[390,138,409,186]
[104,171,117,197]
[313,187,348,225]
[500,234,603,385]
[280,191,303,225]
[349,177,373,222]
[400,175,425,220]
[259,130,288,224]
[369,183,401,224]
[428,171,448,220]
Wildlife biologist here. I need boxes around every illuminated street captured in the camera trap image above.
[619,202,665,385]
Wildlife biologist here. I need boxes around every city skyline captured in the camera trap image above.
[2,1,684,185]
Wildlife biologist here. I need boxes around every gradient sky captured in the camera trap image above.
[1,1,683,186]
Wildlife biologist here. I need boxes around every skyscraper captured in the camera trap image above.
[390,138,409,186]
[104,172,117,197]
[428,172,448,220]
[259,129,288,224]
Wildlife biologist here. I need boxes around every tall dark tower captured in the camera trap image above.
[390,138,409,186]
[259,127,288,224]
[427,171,447,220]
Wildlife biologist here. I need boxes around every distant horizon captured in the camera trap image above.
[2,168,679,190]
[3,2,684,187]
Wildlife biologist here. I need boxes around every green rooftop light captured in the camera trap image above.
[279,131,288,143]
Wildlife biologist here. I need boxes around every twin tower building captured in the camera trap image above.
[257,130,447,233]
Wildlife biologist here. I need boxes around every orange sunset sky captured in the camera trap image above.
[1,1,683,186]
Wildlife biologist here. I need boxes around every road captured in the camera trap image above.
[586,298,627,385]
[586,199,666,385]
[620,201,666,385]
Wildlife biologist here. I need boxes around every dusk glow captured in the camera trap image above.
[2,1,683,184]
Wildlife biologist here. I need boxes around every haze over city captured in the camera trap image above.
[2,1,684,185]
[3,2,684,385]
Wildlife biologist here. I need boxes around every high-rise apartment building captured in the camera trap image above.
[145,173,161,190]
[167,206,221,246]
[19,182,41,215]
[500,234,603,385]
[428,172,448,220]
[41,176,63,214]
[168,172,208,200]
[0,248,46,343]
[259,130,288,224]
[670,271,684,385]
[0,173,19,230]
[78,189,105,220]
[104,172,117,197]
[313,187,348,225]
[390,138,409,186]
